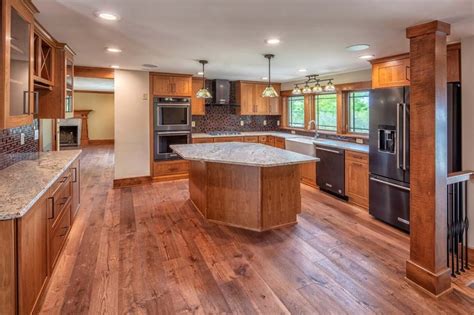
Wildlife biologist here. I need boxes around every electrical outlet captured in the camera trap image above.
[277,120,280,126]
[191,121,196,127]
[20,133,25,145]
[34,130,39,140]
[263,120,267,126]
[356,138,364,144]
[291,130,296,134]
[240,120,244,126]
[143,93,148,101]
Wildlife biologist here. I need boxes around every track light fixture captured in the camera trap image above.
[292,74,335,95]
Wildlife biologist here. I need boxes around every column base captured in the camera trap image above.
[406,259,452,297]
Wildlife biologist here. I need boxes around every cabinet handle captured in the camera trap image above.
[33,91,39,115]
[59,226,69,237]
[23,91,29,114]
[47,197,55,219]
[60,176,68,183]
[405,66,410,81]
[72,167,77,183]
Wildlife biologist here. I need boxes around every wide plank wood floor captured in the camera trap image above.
[40,145,474,314]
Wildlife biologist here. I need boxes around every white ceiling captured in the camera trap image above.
[36,0,474,82]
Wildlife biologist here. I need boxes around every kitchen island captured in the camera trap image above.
[171,142,319,231]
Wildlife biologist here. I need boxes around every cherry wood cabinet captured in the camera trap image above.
[191,78,205,115]
[235,81,281,115]
[214,136,244,143]
[274,137,285,149]
[0,0,37,129]
[300,162,317,188]
[33,21,55,87]
[370,43,461,88]
[151,73,192,97]
[345,150,369,209]
[70,159,80,223]
[37,43,75,119]
[192,137,214,143]
[243,136,259,143]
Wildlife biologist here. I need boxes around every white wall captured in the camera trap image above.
[461,36,474,247]
[281,68,372,91]
[114,70,150,180]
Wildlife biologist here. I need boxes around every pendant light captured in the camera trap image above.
[324,80,335,92]
[312,81,323,93]
[292,84,302,95]
[196,60,212,99]
[302,82,312,94]
[262,54,279,98]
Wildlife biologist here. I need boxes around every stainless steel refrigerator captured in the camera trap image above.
[369,84,462,232]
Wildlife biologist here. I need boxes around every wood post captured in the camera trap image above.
[74,110,92,146]
[405,21,452,296]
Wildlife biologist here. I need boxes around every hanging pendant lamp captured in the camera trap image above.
[324,80,335,92]
[262,54,279,98]
[196,60,212,99]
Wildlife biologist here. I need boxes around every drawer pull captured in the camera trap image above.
[47,197,55,219]
[60,176,68,183]
[72,167,78,183]
[58,226,69,237]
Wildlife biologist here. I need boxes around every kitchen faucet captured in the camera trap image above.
[307,120,319,139]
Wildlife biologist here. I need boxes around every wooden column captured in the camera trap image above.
[74,110,92,146]
[405,21,451,296]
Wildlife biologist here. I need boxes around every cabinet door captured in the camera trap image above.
[300,162,317,187]
[191,78,205,115]
[268,84,281,115]
[64,55,74,118]
[447,47,460,83]
[3,4,34,129]
[274,137,285,149]
[192,137,214,143]
[71,159,80,222]
[372,58,410,88]
[172,77,191,96]
[239,83,255,115]
[17,195,49,315]
[345,153,369,208]
[152,76,172,95]
[254,84,269,115]
[213,136,244,143]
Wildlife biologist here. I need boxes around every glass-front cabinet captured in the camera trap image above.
[65,54,74,117]
[1,0,36,129]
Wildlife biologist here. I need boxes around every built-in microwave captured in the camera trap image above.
[154,97,191,131]
[154,130,191,160]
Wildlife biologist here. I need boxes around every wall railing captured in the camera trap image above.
[447,170,473,277]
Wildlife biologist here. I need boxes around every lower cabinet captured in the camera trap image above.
[0,157,80,314]
[152,160,190,181]
[300,162,317,187]
[243,136,259,143]
[213,136,244,143]
[274,137,285,149]
[70,159,81,222]
[192,137,214,144]
[345,150,369,209]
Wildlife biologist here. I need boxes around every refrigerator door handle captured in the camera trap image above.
[370,176,411,191]
[396,103,401,169]
[402,103,407,170]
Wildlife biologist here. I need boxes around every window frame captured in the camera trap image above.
[314,92,338,133]
[345,90,370,135]
[286,95,305,129]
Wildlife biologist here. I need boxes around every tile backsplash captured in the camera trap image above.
[0,122,39,170]
[192,105,280,132]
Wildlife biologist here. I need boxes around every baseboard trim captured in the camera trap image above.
[113,176,151,189]
[88,139,114,145]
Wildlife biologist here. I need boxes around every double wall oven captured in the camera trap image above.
[154,97,191,160]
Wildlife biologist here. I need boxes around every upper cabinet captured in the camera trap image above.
[37,43,75,119]
[151,73,192,97]
[0,0,37,129]
[33,22,55,87]
[370,43,461,89]
[191,77,205,115]
[235,81,281,115]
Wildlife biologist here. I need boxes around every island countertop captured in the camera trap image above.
[171,142,319,167]
[0,150,82,220]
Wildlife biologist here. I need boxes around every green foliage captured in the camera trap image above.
[349,91,369,133]
[316,94,337,131]
[288,96,305,127]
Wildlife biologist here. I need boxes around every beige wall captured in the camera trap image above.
[281,68,372,91]
[75,92,114,140]
[461,36,474,247]
[114,70,150,180]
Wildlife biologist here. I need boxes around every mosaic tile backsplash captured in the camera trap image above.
[192,105,281,132]
[0,122,39,170]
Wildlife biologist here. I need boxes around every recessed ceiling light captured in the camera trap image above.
[261,77,268,80]
[197,71,204,75]
[265,38,280,45]
[359,54,375,60]
[298,69,307,73]
[110,65,120,69]
[106,47,122,53]
[346,44,370,52]
[96,12,120,21]
[142,64,158,68]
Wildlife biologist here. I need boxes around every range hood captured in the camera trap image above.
[209,79,230,105]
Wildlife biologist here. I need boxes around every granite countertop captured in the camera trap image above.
[0,150,82,220]
[192,131,369,153]
[171,142,319,167]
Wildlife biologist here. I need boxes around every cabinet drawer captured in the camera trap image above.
[345,150,368,163]
[49,173,72,229]
[243,136,259,143]
[266,136,275,146]
[274,137,285,149]
[258,136,267,143]
[154,160,189,176]
[192,137,214,144]
[49,202,71,271]
[213,136,244,143]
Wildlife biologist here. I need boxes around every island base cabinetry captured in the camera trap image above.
[189,161,300,231]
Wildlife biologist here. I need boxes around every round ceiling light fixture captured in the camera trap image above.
[265,38,280,45]
[106,47,122,53]
[110,65,120,69]
[346,44,370,51]
[298,68,307,73]
[359,54,375,60]
[96,11,120,21]
[261,76,268,80]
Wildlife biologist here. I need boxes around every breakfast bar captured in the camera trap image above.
[171,142,319,231]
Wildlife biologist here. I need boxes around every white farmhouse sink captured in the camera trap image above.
[285,138,316,157]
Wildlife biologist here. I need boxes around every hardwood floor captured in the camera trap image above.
[40,145,474,314]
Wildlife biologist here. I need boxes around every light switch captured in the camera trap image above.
[34,130,39,140]
[277,120,280,126]
[20,133,25,145]
[240,120,244,126]
[143,93,148,101]
[263,120,267,126]
[191,121,196,127]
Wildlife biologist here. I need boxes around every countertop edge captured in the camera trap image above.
[0,151,82,221]
[174,155,319,167]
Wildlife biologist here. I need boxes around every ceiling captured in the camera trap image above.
[36,0,474,82]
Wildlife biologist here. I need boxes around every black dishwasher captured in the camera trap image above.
[315,145,346,198]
